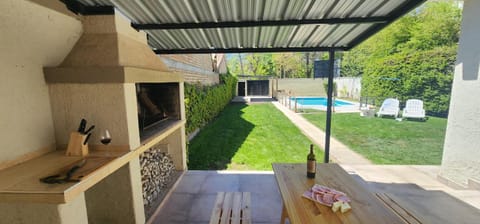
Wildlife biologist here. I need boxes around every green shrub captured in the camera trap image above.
[322,81,337,97]
[184,73,237,134]
[362,46,456,117]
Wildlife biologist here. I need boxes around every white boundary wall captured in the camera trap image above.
[276,77,361,99]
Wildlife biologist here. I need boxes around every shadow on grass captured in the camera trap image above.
[188,103,254,170]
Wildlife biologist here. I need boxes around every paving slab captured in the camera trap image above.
[150,171,283,224]
[272,101,371,165]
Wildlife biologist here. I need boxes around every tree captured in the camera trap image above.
[226,56,241,76]
[343,1,461,117]
[245,53,274,76]
[272,53,305,78]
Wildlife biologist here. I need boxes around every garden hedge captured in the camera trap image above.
[184,73,237,134]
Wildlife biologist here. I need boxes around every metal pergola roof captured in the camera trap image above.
[64,0,425,54]
[62,0,426,163]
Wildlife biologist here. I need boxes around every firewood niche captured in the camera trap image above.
[139,143,182,218]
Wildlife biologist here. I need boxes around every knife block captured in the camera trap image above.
[66,132,89,156]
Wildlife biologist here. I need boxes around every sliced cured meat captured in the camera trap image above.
[302,184,352,207]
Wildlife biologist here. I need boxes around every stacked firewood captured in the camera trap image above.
[139,145,175,208]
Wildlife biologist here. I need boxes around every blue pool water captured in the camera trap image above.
[291,97,353,107]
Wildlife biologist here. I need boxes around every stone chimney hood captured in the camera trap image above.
[45,14,182,83]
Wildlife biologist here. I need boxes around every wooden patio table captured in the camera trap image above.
[272,163,405,224]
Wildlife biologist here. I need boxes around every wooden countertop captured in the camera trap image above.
[272,163,405,224]
[0,120,185,204]
[0,150,130,204]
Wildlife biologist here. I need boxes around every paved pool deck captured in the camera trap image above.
[272,101,372,165]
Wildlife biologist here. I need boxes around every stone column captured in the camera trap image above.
[440,0,480,188]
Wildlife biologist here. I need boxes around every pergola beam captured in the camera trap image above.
[62,0,114,15]
[153,46,348,54]
[132,17,389,30]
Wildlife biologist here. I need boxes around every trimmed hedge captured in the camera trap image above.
[363,46,456,117]
[184,73,238,134]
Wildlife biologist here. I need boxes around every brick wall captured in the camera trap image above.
[159,54,224,85]
[160,54,213,72]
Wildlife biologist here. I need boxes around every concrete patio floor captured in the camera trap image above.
[150,165,480,224]
[150,101,479,223]
[149,171,283,224]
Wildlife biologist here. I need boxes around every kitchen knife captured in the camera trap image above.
[65,159,87,180]
[84,125,95,135]
[83,133,91,145]
[78,118,87,133]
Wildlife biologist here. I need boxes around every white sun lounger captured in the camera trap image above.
[402,99,426,120]
[377,98,400,118]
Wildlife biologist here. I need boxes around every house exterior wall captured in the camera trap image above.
[161,54,213,71]
[0,0,82,167]
[160,54,221,85]
[441,0,480,187]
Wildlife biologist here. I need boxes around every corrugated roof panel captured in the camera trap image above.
[147,32,169,49]
[238,27,248,48]
[305,0,334,19]
[70,0,426,53]
[300,26,326,47]
[112,1,155,23]
[241,0,255,21]
[263,0,289,20]
[184,29,212,48]
[258,27,277,48]
[373,1,408,16]
[325,24,357,45]
[245,27,260,48]
[257,27,268,47]
[221,28,241,48]
[327,0,363,18]
[113,0,183,23]
[307,25,337,46]
[273,26,297,48]
[335,24,373,46]
[349,0,384,17]
[283,0,310,20]
[147,30,181,49]
[288,25,319,47]
[186,0,212,22]
[201,29,224,48]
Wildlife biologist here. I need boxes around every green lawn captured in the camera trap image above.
[188,103,323,170]
[302,112,447,164]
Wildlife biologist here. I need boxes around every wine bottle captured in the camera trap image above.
[307,144,316,178]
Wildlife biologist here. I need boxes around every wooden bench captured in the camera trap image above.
[209,192,251,224]
[375,193,422,224]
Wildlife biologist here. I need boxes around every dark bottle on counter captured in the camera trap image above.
[307,144,316,178]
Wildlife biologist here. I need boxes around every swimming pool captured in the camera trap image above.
[290,97,354,107]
